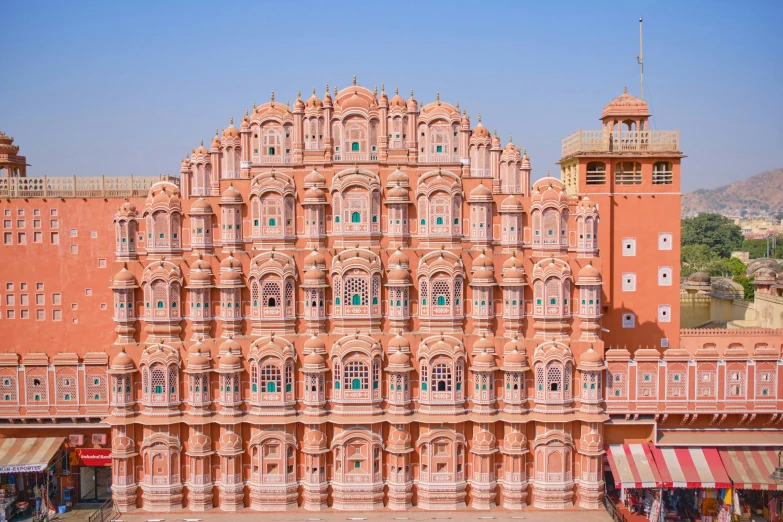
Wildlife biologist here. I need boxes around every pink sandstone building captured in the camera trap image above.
[0,80,780,513]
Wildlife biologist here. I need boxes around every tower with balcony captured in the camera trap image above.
[558,88,683,348]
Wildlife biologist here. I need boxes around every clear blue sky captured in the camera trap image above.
[2,0,781,192]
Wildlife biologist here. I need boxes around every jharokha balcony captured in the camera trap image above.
[561,129,680,158]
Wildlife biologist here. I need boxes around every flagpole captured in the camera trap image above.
[638,17,644,100]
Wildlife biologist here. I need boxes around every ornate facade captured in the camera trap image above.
[0,81,781,514]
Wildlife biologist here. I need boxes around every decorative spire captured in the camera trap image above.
[253,101,256,109]
[623,85,627,94]
[353,75,357,86]
[373,85,377,96]
[493,128,497,137]
[270,90,275,103]
[455,100,459,111]
[395,86,399,95]
[312,87,316,95]
[297,89,302,100]
[200,139,204,146]
[463,108,467,116]
[381,83,385,93]
[546,170,551,177]
[509,134,513,143]
[524,147,527,156]
[245,108,248,117]
[478,113,482,123]
[215,128,219,136]
[410,88,414,98]
[436,92,440,103]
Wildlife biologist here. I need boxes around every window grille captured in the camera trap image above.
[432,363,452,392]
[344,277,368,306]
[57,374,77,402]
[261,364,281,393]
[262,281,282,308]
[86,374,104,401]
[344,361,369,390]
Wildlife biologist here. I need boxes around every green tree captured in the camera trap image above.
[740,234,783,259]
[707,256,746,278]
[681,244,717,276]
[734,275,755,301]
[681,213,743,258]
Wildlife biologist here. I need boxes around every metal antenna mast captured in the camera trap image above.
[637,17,644,100]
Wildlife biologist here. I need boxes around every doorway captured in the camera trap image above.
[79,467,111,502]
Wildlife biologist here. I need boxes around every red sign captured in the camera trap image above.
[76,449,111,467]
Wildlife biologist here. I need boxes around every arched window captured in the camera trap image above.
[352,294,361,305]
[345,361,369,390]
[586,162,606,185]
[433,363,452,392]
[437,295,446,306]
[615,162,642,185]
[351,211,361,223]
[436,216,443,225]
[351,142,360,151]
[653,162,673,185]
[261,363,281,393]
[269,218,276,226]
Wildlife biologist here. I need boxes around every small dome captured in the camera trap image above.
[387,168,409,186]
[602,89,650,119]
[503,431,527,452]
[304,266,326,283]
[388,426,412,451]
[190,198,213,213]
[578,263,601,279]
[504,347,526,365]
[219,337,241,355]
[304,169,326,186]
[304,249,326,267]
[389,88,406,109]
[474,350,495,365]
[188,432,212,454]
[581,346,602,364]
[388,267,410,282]
[193,142,210,156]
[303,334,324,350]
[220,184,243,204]
[388,185,408,199]
[755,267,778,284]
[503,267,525,280]
[113,267,136,285]
[118,200,137,215]
[473,252,492,268]
[190,269,211,283]
[688,271,711,283]
[470,183,493,199]
[220,254,241,271]
[388,332,410,351]
[389,350,410,366]
[187,350,210,370]
[111,348,133,370]
[407,91,418,111]
[472,268,494,280]
[218,431,243,454]
[471,122,490,139]
[472,428,497,450]
[474,335,494,352]
[503,253,522,269]
[294,92,305,111]
[304,187,326,201]
[219,348,241,370]
[501,195,523,211]
[220,269,242,283]
[222,118,240,138]
[303,429,328,452]
[304,350,325,367]
[578,196,598,209]
[388,248,409,267]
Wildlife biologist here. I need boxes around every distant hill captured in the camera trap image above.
[682,168,783,217]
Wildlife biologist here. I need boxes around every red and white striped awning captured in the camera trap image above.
[0,437,65,473]
[651,446,731,488]
[606,444,662,488]
[719,447,782,490]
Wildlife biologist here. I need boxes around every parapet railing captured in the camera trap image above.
[680,327,782,336]
[0,174,179,198]
[561,129,680,157]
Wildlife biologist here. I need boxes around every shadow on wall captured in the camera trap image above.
[607,306,669,352]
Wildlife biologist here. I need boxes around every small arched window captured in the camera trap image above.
[437,295,446,306]
[351,212,361,223]
[436,217,444,225]
[351,142,360,151]
[352,294,361,305]
[586,162,606,185]
[653,162,673,185]
[269,218,276,226]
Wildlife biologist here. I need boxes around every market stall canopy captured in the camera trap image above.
[651,446,731,488]
[719,447,782,490]
[0,437,65,473]
[606,444,662,488]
